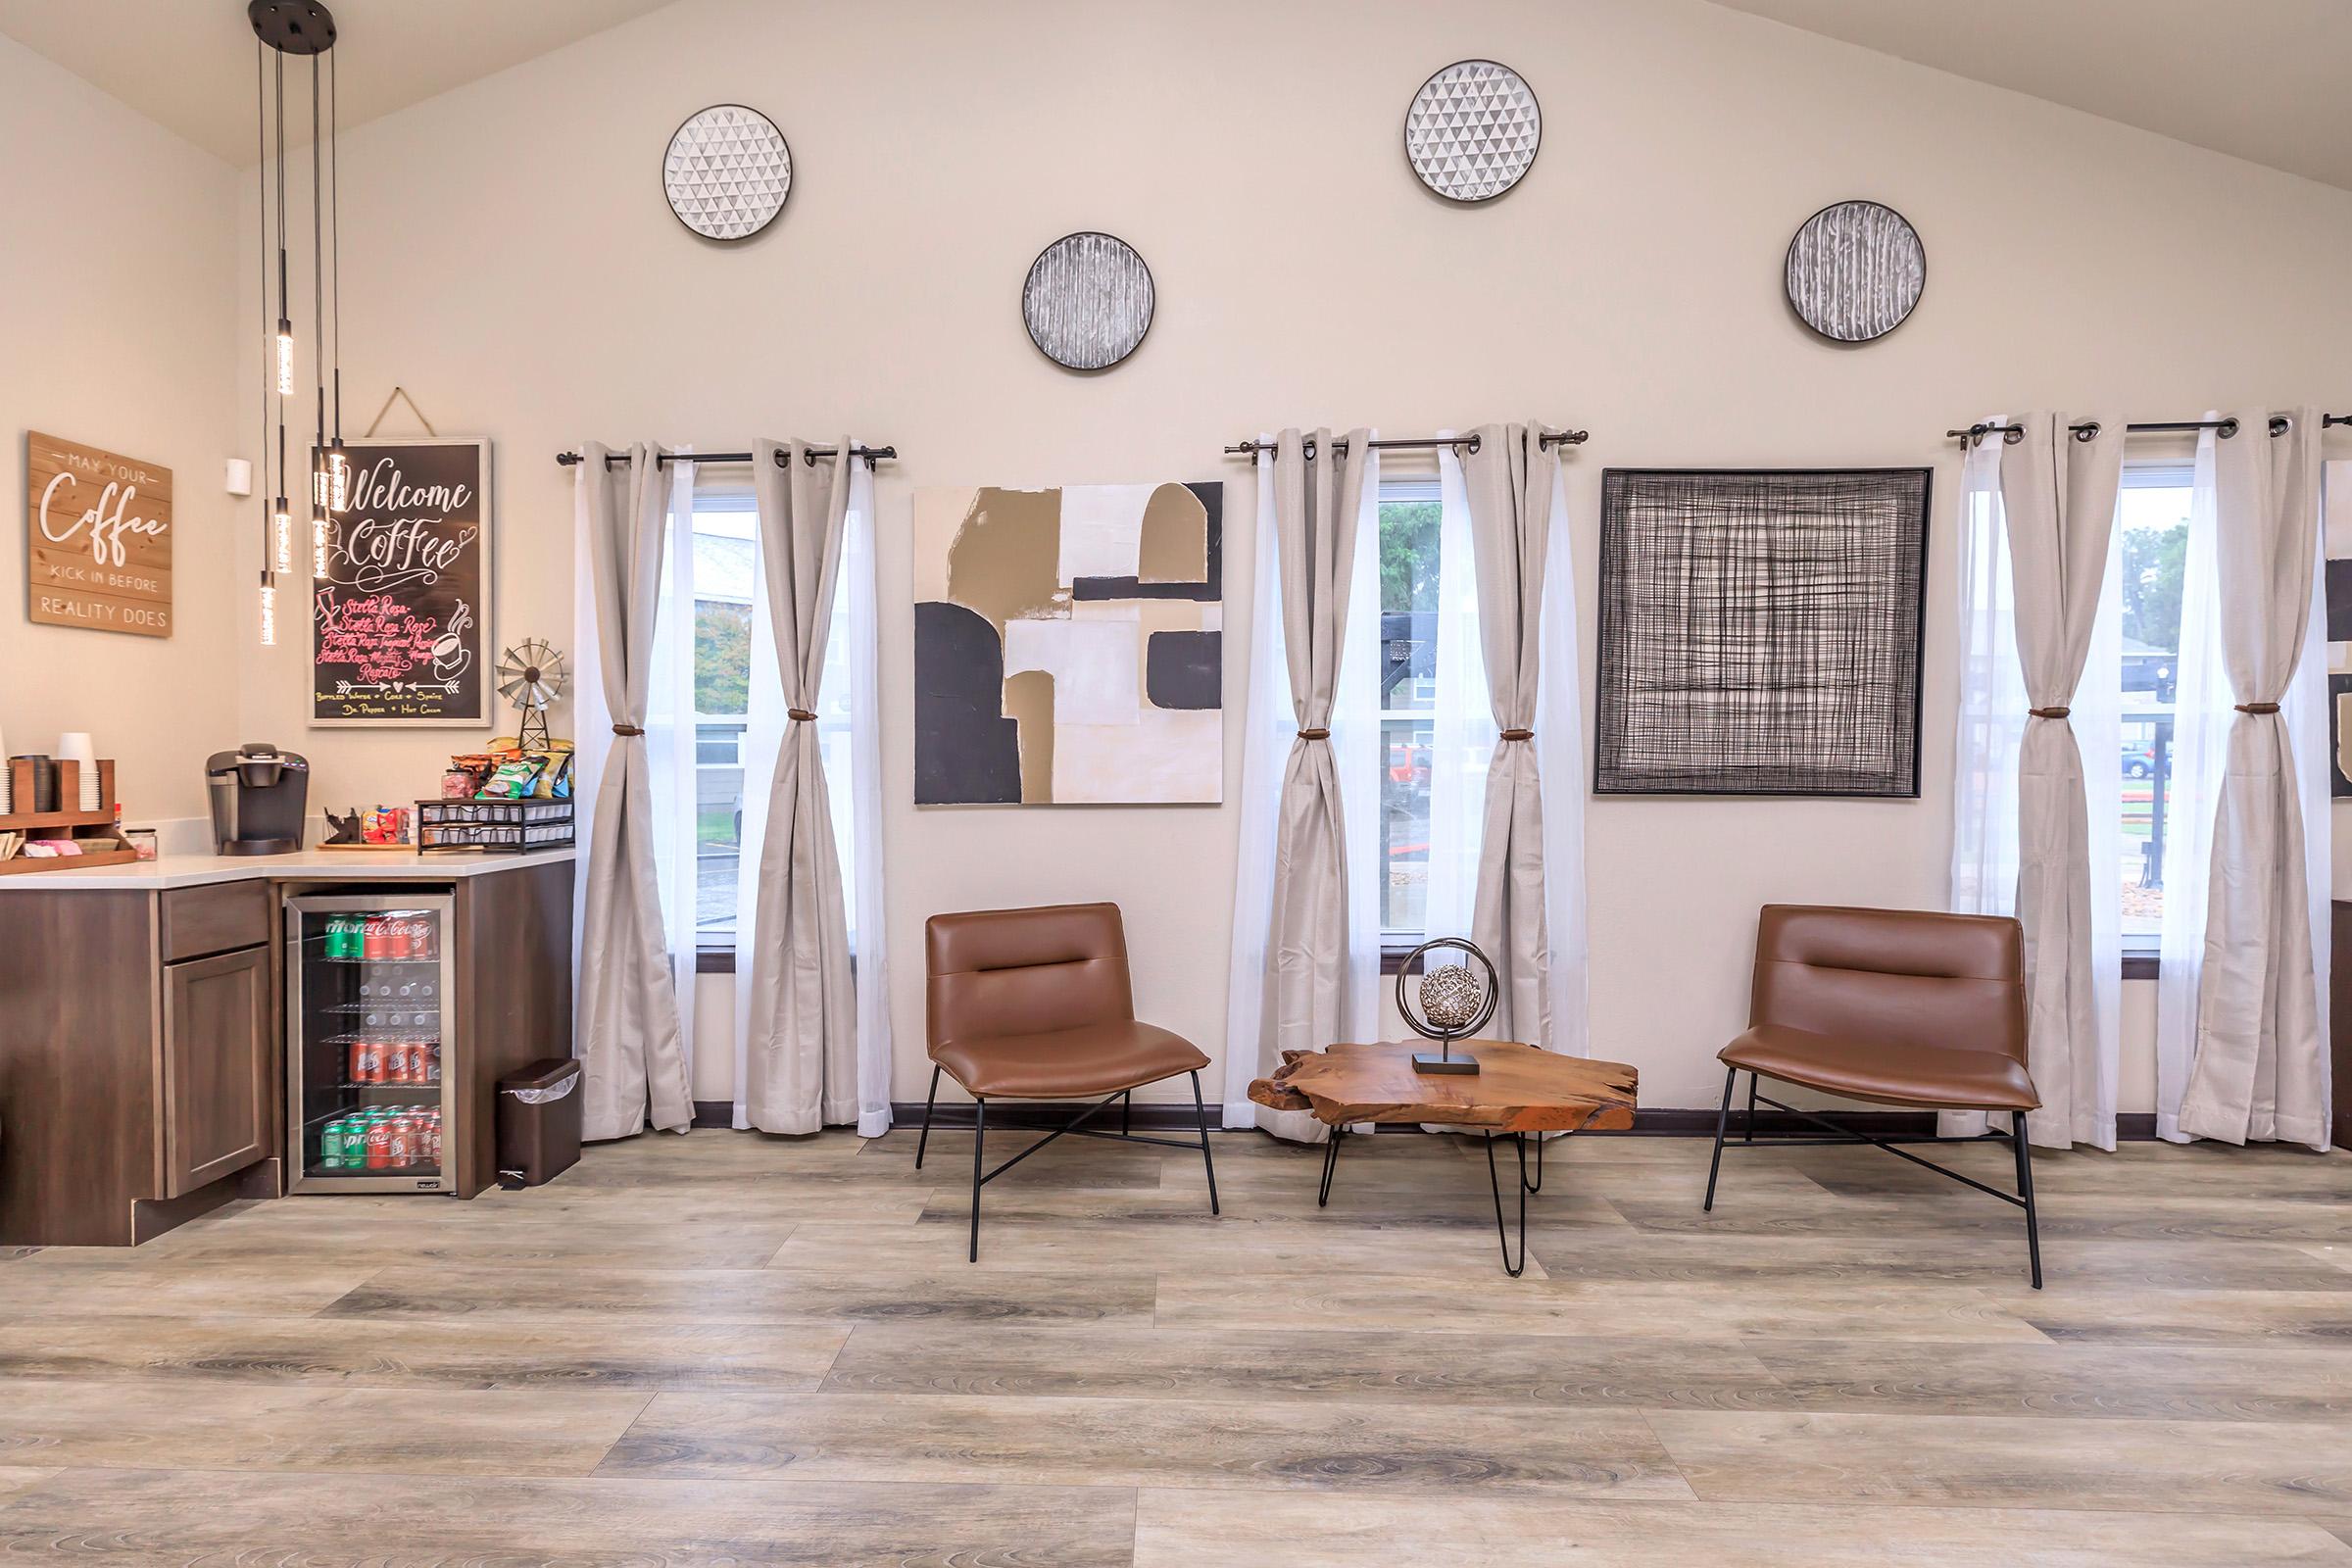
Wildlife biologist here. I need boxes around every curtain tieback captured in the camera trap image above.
[2028,707,2071,719]
[2234,702,2281,715]
[1297,728,1331,742]
[1499,728,1534,742]
[787,709,816,722]
[611,723,645,737]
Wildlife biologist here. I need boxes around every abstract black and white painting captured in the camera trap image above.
[914,481,1222,804]
[1594,468,1931,797]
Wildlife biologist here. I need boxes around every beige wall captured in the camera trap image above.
[207,0,2352,1111]
[1,37,242,821]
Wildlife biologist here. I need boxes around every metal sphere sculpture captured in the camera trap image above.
[1396,937,1497,1075]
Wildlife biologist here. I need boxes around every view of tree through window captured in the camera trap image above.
[1379,481,1442,937]
[688,492,756,937]
[2119,466,2192,940]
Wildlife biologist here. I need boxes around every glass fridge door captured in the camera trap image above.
[285,894,457,1193]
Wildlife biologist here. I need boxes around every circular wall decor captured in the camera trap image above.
[1785,200,1926,343]
[663,104,792,241]
[1403,59,1541,203]
[1022,231,1154,370]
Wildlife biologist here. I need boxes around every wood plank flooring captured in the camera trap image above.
[0,1126,2346,1564]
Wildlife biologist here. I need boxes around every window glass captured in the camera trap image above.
[689,491,755,939]
[2118,465,2192,941]
[1379,477,1441,938]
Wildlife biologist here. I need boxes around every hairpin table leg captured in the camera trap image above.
[1486,1132,1529,1277]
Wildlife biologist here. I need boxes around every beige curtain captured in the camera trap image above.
[576,441,693,1140]
[2178,409,2328,1148]
[1263,427,1374,1061]
[1462,422,1559,1048]
[2003,413,2125,1149]
[742,438,858,1134]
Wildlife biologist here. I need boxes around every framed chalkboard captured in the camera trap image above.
[311,438,493,726]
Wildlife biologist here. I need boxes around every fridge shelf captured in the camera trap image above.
[314,955,443,966]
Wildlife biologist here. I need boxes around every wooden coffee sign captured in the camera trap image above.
[25,431,172,637]
[312,437,493,726]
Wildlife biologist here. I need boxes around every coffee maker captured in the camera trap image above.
[206,743,310,856]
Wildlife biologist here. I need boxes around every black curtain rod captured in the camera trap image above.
[555,445,896,468]
[1224,429,1590,459]
[1947,415,2351,449]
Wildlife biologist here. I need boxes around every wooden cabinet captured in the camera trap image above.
[0,887,279,1246]
[163,946,273,1197]
[0,858,572,1244]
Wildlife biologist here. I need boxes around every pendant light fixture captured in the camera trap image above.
[251,0,341,643]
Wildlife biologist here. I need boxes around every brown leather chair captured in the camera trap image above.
[1703,905,2044,1287]
[919,902,1218,1259]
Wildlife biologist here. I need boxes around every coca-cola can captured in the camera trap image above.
[354,1039,382,1084]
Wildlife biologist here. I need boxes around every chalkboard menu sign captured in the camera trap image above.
[312,438,493,725]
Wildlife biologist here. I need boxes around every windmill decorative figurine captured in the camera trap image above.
[497,639,567,753]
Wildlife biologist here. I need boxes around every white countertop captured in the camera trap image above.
[0,844,575,891]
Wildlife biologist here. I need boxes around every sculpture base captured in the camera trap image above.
[1411,1051,1481,1075]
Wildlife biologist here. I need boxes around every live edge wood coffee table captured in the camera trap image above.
[1250,1040,1639,1276]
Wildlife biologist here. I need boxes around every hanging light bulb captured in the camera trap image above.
[255,0,343,647]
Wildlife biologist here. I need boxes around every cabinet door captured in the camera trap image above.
[163,946,272,1197]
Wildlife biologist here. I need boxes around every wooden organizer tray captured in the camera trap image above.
[0,758,137,876]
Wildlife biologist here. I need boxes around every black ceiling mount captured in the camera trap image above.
[248,0,336,55]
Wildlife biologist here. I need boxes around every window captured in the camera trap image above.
[2118,464,2192,946]
[688,487,757,941]
[1378,476,1441,941]
[684,476,859,951]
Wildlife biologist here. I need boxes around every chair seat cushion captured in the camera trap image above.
[1720,1024,2040,1112]
[932,1020,1210,1100]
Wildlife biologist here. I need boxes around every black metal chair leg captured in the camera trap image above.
[1317,1126,1344,1207]
[1122,1091,1132,1138]
[1188,1070,1219,1216]
[1743,1072,1758,1143]
[914,1064,941,1170]
[1485,1132,1529,1277]
[968,1098,986,1263]
[1702,1065,1736,1211]
[2014,1109,2042,1290]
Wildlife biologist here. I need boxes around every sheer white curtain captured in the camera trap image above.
[2156,429,2227,1141]
[1220,433,1382,1139]
[1943,426,2025,1138]
[1537,459,1590,1057]
[1423,440,1494,946]
[1333,451,1386,1055]
[838,459,895,1137]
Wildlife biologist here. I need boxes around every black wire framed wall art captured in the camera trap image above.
[1593,468,1932,798]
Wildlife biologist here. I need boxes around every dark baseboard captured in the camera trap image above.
[694,1101,2166,1141]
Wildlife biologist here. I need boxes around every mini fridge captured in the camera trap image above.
[284,892,459,1194]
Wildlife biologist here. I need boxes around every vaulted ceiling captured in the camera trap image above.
[4,1,2349,192]
[1706,0,2352,192]
[0,0,675,164]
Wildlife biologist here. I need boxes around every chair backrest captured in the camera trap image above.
[926,902,1135,1050]
[1750,905,2026,1063]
